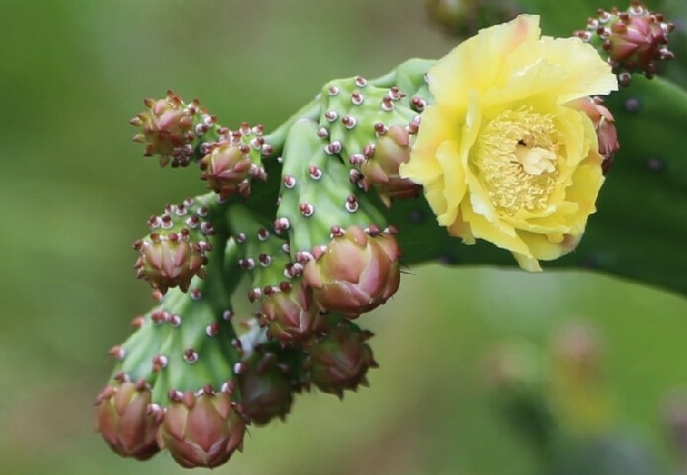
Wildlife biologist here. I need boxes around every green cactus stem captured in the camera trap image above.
[319,72,425,207]
[110,237,243,405]
[276,118,386,256]
[224,204,295,307]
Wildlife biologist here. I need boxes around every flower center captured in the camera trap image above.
[471,107,559,216]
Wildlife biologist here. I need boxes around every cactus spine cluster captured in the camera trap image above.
[96,2,675,469]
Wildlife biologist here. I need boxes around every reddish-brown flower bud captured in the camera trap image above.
[94,381,162,461]
[134,233,206,293]
[200,141,254,198]
[237,350,294,425]
[158,390,246,469]
[569,97,619,175]
[308,321,378,398]
[603,3,674,78]
[303,225,401,318]
[576,3,675,84]
[261,280,319,345]
[131,91,201,167]
[360,125,421,207]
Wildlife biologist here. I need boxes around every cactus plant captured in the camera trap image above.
[95,1,685,469]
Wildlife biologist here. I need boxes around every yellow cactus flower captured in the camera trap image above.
[400,15,618,271]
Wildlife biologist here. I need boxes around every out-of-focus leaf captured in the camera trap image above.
[548,436,659,475]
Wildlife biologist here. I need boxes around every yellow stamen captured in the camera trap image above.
[471,107,559,215]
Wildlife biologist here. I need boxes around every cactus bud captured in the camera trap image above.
[133,198,216,293]
[134,232,207,293]
[574,2,675,84]
[158,389,246,469]
[94,381,162,461]
[131,91,216,167]
[303,225,401,318]
[360,125,421,206]
[308,320,378,397]
[237,349,294,425]
[200,140,254,198]
[568,97,619,175]
[261,280,319,345]
[199,123,268,198]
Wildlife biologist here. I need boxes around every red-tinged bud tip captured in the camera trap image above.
[568,97,619,175]
[94,382,161,461]
[134,234,206,294]
[200,141,254,198]
[262,281,319,346]
[131,91,204,167]
[576,2,675,83]
[303,225,401,318]
[360,125,422,207]
[158,391,246,469]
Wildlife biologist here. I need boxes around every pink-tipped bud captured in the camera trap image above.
[200,141,253,198]
[603,3,674,78]
[134,234,206,293]
[261,280,319,346]
[130,91,200,167]
[575,2,675,84]
[360,125,422,207]
[158,390,245,469]
[308,321,378,397]
[94,382,161,461]
[303,225,401,318]
[568,97,619,175]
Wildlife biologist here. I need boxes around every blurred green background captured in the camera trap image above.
[1,0,686,474]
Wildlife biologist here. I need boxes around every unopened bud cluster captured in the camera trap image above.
[574,1,675,85]
[98,63,431,468]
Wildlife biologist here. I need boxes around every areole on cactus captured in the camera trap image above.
[96,1,678,469]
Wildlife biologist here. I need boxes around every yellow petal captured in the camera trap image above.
[447,212,475,244]
[462,201,530,255]
[424,177,449,223]
[400,105,459,185]
[436,140,466,226]
[518,231,581,261]
[485,37,617,107]
[428,15,541,106]
[512,252,543,272]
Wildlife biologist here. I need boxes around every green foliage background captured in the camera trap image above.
[0,1,685,474]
